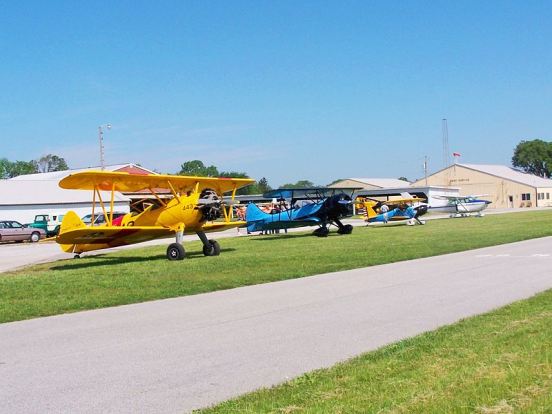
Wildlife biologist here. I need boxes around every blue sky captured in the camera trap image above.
[1,1,551,186]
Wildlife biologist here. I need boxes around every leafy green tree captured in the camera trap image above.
[179,160,219,177]
[257,177,272,193]
[327,178,344,186]
[2,160,37,178]
[35,154,69,173]
[218,170,249,178]
[219,171,254,195]
[398,176,409,182]
[512,139,552,178]
[280,180,315,188]
[0,158,11,179]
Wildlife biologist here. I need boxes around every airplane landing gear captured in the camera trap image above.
[337,224,353,234]
[202,240,221,256]
[167,243,185,260]
[313,226,330,237]
[334,219,353,235]
[74,254,81,259]
[197,231,221,256]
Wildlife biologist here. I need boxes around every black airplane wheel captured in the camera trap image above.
[167,243,185,260]
[313,227,330,237]
[203,240,221,256]
[337,224,353,235]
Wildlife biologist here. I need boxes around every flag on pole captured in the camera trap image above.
[452,152,461,157]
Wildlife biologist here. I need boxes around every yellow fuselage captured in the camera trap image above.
[121,193,204,232]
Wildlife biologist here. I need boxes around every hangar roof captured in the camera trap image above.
[0,180,129,206]
[346,178,411,188]
[9,163,156,181]
[458,164,552,188]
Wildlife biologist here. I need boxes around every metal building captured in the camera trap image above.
[411,163,552,208]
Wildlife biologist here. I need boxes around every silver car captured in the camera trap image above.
[0,220,46,243]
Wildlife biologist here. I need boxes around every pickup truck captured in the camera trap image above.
[26,214,65,237]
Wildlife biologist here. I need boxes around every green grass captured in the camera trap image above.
[198,289,552,414]
[1,210,551,323]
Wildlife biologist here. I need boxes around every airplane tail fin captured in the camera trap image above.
[245,203,271,232]
[57,210,86,253]
[245,203,269,223]
[363,202,379,220]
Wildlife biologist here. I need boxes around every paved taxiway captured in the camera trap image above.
[1,236,550,413]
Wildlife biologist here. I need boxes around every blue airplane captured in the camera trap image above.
[246,188,359,237]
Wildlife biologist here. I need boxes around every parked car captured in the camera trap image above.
[81,212,127,226]
[26,214,65,237]
[0,220,46,243]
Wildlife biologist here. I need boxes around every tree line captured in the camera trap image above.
[0,154,68,179]
[2,139,549,187]
[178,160,272,195]
[177,160,319,194]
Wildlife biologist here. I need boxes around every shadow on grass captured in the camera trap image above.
[250,232,353,241]
[50,248,237,270]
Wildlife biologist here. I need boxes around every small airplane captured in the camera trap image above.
[56,171,254,260]
[356,193,429,226]
[246,187,359,237]
[429,195,492,217]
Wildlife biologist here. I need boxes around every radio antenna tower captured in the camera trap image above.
[442,118,450,168]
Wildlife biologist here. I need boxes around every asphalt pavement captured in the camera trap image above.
[1,236,551,413]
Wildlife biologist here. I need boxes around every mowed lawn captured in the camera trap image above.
[0,210,551,323]
[199,289,552,414]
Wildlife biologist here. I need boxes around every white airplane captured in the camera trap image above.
[430,195,492,217]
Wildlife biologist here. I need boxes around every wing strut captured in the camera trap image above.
[167,180,180,203]
[109,183,115,225]
[96,187,109,222]
[91,187,97,225]
[148,187,167,207]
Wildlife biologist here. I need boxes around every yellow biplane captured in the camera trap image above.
[56,171,254,260]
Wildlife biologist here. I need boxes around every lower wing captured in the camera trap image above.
[56,226,175,253]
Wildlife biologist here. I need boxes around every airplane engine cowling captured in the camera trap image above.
[414,204,428,217]
[197,189,222,222]
[324,194,353,219]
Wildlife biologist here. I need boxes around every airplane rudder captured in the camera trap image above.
[365,204,378,219]
[245,203,265,222]
[59,210,85,234]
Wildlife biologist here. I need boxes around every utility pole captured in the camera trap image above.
[423,155,428,186]
[98,123,111,170]
[442,118,450,168]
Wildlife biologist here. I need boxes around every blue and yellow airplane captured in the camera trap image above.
[357,193,428,226]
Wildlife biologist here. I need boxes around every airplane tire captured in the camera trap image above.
[203,240,221,256]
[167,243,186,260]
[337,224,353,235]
[313,227,329,237]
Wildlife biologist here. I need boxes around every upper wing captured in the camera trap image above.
[59,171,255,194]
[433,195,459,200]
[385,197,426,204]
[264,187,362,200]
